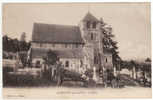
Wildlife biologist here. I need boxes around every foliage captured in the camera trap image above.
[121,58,151,72]
[43,50,59,65]
[129,60,137,70]
[121,58,151,82]
[84,68,93,78]
[100,21,121,67]
[19,41,30,51]
[142,58,151,73]
[20,32,26,41]
[3,35,31,53]
[145,58,151,62]
[19,52,28,67]
[3,73,56,87]
[3,35,31,67]
[118,74,139,86]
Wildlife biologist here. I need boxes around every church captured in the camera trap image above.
[29,12,113,73]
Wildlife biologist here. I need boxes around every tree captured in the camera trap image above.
[130,60,139,79]
[19,32,27,51]
[43,50,59,66]
[19,52,27,67]
[12,38,20,52]
[145,58,151,62]
[42,50,59,81]
[142,58,151,80]
[3,35,31,53]
[100,21,121,70]
[20,32,26,42]
[3,35,9,52]
[19,41,29,51]
[142,58,151,74]
[19,32,31,51]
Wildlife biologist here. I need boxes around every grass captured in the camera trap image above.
[119,74,140,86]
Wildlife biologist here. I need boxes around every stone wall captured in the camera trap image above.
[59,58,84,73]
[103,53,113,69]
[79,20,105,69]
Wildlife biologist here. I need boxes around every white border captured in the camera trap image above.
[1,0,152,2]
[0,1,2,100]
[0,1,152,100]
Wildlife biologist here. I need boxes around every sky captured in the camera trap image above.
[2,3,151,60]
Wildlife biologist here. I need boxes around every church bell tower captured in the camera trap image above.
[79,12,104,69]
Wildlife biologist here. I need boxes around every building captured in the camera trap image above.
[29,12,113,73]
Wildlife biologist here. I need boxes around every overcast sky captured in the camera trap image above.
[2,3,151,60]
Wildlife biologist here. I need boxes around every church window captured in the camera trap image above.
[94,56,96,64]
[36,60,40,65]
[80,60,83,67]
[65,44,68,48]
[76,44,78,48]
[40,43,42,47]
[91,33,94,40]
[95,34,97,40]
[52,44,55,47]
[93,22,96,28]
[94,56,98,64]
[36,60,41,68]
[65,61,69,67]
[87,21,90,29]
[103,31,107,34]
[106,58,108,63]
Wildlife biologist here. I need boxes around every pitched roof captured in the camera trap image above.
[54,49,84,59]
[32,23,84,44]
[103,48,112,54]
[30,48,84,59]
[83,12,99,22]
[30,48,48,59]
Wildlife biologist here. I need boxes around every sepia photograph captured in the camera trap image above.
[2,2,151,99]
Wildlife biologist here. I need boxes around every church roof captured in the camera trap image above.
[82,12,99,22]
[103,48,112,54]
[30,48,84,59]
[32,23,84,44]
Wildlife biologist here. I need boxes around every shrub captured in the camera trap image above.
[84,69,93,78]
[3,67,14,86]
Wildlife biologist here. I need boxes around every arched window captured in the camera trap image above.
[65,61,69,67]
[80,60,83,67]
[87,21,90,29]
[36,60,41,68]
[92,22,96,28]
[76,44,78,48]
[94,55,99,64]
[106,58,108,63]
[40,43,42,47]
[65,44,68,48]
[103,31,107,34]
[94,56,97,64]
[91,33,94,40]
[95,33,97,40]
